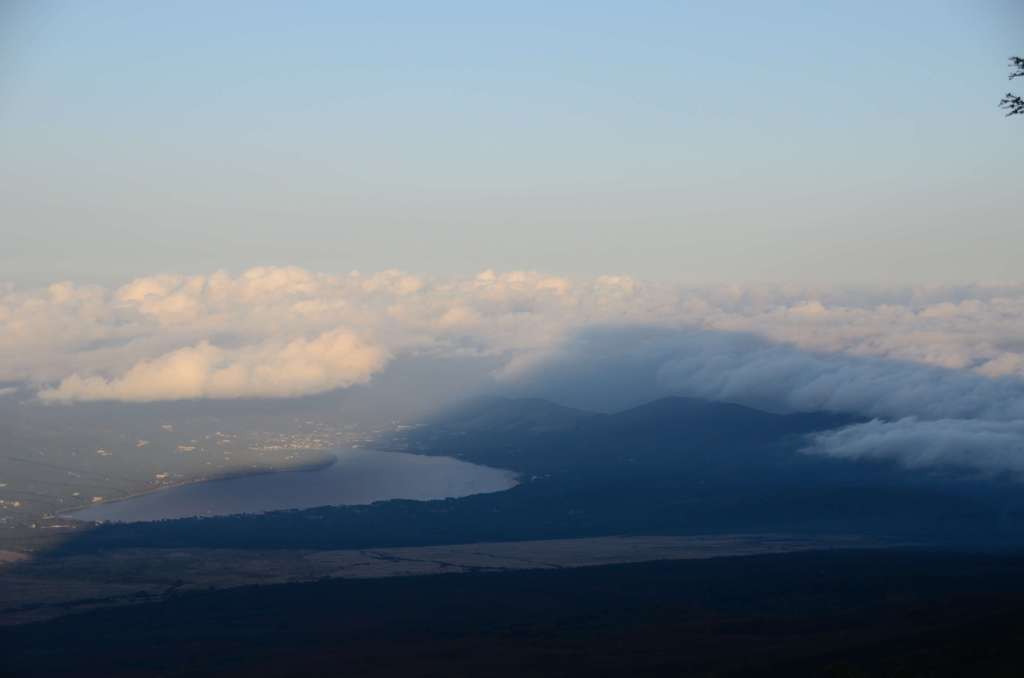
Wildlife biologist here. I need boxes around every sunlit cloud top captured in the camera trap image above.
[2,267,1023,404]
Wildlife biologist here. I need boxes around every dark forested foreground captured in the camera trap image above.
[5,549,1024,677]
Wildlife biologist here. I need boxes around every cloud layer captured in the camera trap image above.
[4,266,1024,475]
[5,267,1024,395]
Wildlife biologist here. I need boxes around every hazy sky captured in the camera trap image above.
[1,1,1021,284]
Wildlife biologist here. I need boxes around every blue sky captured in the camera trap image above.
[1,1,1021,283]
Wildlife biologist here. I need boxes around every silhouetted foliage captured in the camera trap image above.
[999,56,1024,117]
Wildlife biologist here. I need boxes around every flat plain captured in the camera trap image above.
[0,533,884,625]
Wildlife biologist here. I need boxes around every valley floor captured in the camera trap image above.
[0,533,883,625]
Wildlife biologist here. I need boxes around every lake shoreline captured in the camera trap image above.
[59,450,340,522]
[64,447,519,524]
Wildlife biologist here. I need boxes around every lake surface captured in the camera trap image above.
[70,448,519,523]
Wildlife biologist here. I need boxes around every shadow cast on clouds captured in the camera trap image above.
[498,324,1024,476]
[2,266,1024,475]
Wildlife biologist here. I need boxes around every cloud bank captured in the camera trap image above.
[3,266,1024,475]
[498,326,1024,418]
[38,330,387,402]
[502,326,1024,477]
[806,418,1024,475]
[4,267,1024,394]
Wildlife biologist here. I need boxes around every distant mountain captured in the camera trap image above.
[423,396,593,434]
[585,396,854,439]
[395,395,860,476]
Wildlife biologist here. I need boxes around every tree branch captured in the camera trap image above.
[1009,56,1024,80]
[1001,57,1024,116]
[1001,93,1024,117]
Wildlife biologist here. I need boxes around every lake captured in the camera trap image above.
[69,448,519,523]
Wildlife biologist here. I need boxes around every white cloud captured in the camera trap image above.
[38,330,388,402]
[653,332,1024,422]
[2,267,1024,420]
[805,418,1024,475]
